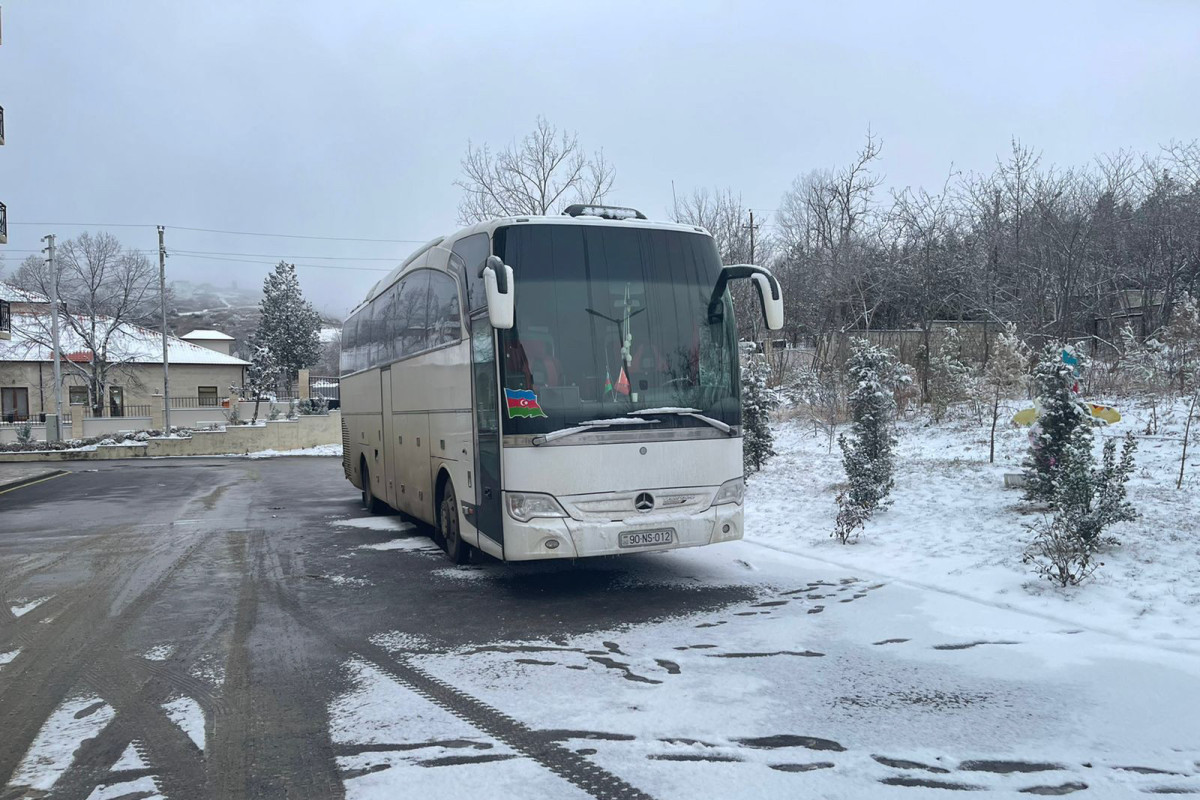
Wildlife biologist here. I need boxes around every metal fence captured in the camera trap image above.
[82,404,153,419]
[309,375,340,409]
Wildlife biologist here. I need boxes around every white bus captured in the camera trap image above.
[340,205,783,563]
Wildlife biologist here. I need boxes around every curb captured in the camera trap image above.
[0,469,69,494]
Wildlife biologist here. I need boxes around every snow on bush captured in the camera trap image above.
[741,355,775,475]
[834,338,896,543]
[1022,343,1092,504]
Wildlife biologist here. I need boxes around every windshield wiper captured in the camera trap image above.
[532,417,662,446]
[629,407,733,435]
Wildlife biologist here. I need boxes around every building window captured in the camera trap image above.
[2,387,30,422]
[198,386,219,406]
[69,386,89,406]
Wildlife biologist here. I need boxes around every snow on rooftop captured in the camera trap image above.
[180,329,235,340]
[0,312,250,366]
[0,282,50,304]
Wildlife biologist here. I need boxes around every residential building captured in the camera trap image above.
[0,282,247,423]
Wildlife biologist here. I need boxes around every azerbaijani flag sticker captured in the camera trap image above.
[504,388,548,419]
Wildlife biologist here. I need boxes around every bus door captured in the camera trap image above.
[380,366,397,508]
[470,314,503,548]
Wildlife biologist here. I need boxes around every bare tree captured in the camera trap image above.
[454,117,616,224]
[15,232,158,416]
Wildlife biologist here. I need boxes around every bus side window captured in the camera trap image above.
[428,272,462,347]
[451,233,490,311]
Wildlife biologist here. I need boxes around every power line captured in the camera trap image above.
[180,253,390,272]
[171,248,399,261]
[5,221,422,244]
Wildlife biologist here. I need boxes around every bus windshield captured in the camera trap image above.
[493,223,739,436]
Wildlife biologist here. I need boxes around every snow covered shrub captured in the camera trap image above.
[15,421,34,445]
[834,339,896,541]
[787,367,845,452]
[1056,431,1138,547]
[223,404,242,426]
[1022,343,1091,503]
[742,355,775,475]
[984,323,1029,463]
[1163,294,1200,393]
[891,362,919,417]
[268,405,282,421]
[1119,327,1170,434]
[1022,516,1103,587]
[296,397,329,416]
[928,327,970,423]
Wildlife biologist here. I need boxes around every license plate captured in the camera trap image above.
[619,529,675,548]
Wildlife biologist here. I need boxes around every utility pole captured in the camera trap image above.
[42,234,62,441]
[743,210,767,350]
[158,225,171,432]
[744,210,759,265]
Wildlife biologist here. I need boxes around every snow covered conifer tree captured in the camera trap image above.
[239,339,279,424]
[834,339,896,541]
[256,261,322,388]
[984,323,1029,462]
[742,355,775,475]
[1022,343,1091,503]
[928,327,970,422]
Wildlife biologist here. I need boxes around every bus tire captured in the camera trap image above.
[360,458,386,514]
[438,480,469,564]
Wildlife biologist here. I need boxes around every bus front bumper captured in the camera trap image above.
[500,503,743,561]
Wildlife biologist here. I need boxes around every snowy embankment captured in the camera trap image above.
[745,398,1200,650]
[244,443,342,458]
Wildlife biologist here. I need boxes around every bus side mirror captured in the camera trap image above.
[483,255,514,330]
[708,264,784,332]
[751,272,784,331]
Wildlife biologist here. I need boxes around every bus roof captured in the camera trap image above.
[353,213,713,313]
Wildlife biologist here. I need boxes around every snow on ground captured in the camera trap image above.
[161,696,206,752]
[9,695,116,793]
[142,644,175,661]
[84,776,164,800]
[395,543,1200,799]
[188,654,226,688]
[358,538,441,554]
[328,659,593,800]
[746,397,1200,651]
[0,648,20,671]
[110,743,149,771]
[245,443,342,458]
[10,596,50,617]
[331,517,417,533]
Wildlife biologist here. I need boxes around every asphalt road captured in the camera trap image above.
[0,457,757,800]
[2,458,1198,800]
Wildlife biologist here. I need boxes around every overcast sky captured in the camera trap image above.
[2,0,1198,316]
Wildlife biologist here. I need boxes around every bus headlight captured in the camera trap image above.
[710,477,745,507]
[505,492,569,523]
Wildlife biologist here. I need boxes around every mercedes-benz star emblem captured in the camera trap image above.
[634,492,655,512]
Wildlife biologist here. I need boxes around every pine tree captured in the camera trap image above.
[742,355,775,475]
[984,323,1029,462]
[256,261,322,387]
[834,339,896,541]
[1022,343,1091,503]
[928,327,970,422]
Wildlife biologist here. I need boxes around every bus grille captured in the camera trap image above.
[341,417,351,479]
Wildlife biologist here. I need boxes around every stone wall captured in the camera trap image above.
[0,411,341,461]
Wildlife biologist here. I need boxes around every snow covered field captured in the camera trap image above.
[745,398,1200,651]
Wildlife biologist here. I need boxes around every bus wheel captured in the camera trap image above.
[360,458,385,514]
[439,481,469,564]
